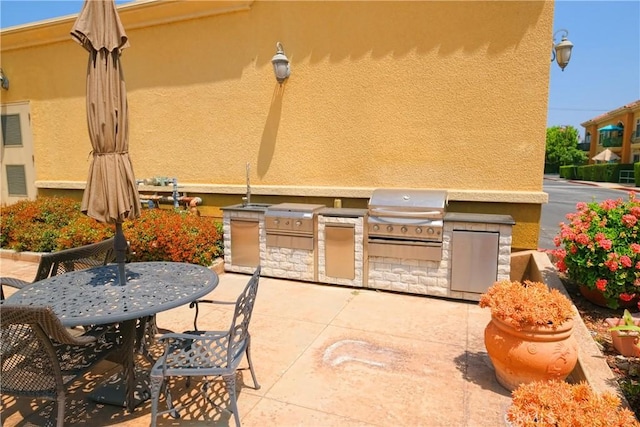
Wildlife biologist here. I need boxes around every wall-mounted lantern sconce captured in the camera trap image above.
[271,42,290,84]
[0,68,8,90]
[551,29,573,72]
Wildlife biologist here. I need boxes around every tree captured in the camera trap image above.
[545,125,587,167]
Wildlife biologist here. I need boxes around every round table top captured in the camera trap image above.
[5,261,218,327]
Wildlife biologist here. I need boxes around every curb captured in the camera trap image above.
[0,248,225,275]
[0,248,42,263]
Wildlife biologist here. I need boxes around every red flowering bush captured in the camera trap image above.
[123,209,222,266]
[552,192,640,309]
[0,197,113,252]
[1,198,223,267]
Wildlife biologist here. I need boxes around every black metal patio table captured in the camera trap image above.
[4,261,218,412]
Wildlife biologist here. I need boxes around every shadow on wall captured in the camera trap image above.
[28,1,546,99]
[257,84,284,178]
[123,0,546,90]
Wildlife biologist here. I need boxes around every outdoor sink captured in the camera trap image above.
[222,203,271,212]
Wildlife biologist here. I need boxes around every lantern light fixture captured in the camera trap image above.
[271,42,290,84]
[0,68,8,90]
[551,29,573,72]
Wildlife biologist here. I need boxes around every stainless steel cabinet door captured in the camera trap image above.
[325,225,355,280]
[451,230,499,294]
[230,219,260,267]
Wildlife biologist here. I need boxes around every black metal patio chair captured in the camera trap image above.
[0,237,116,300]
[0,304,123,427]
[149,266,262,427]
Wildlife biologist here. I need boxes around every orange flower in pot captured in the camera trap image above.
[479,280,578,391]
[506,379,640,427]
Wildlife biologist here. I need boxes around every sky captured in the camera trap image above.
[1,0,639,140]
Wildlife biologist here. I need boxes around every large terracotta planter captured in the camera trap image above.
[484,315,578,391]
[578,285,638,309]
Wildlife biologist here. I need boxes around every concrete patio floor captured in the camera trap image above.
[1,258,514,426]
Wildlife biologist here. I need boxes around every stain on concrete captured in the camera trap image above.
[322,339,404,369]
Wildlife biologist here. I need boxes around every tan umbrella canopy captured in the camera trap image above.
[71,0,140,285]
[592,148,621,162]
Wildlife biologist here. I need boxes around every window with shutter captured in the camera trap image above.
[6,165,27,196]
[1,114,23,147]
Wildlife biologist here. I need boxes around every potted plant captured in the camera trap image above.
[479,280,578,391]
[506,380,640,427]
[552,193,640,310]
[606,309,640,357]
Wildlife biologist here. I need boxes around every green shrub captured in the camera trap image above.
[559,165,577,179]
[0,197,113,252]
[123,209,222,266]
[1,197,223,267]
[574,164,635,183]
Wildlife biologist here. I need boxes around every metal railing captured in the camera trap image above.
[600,136,623,147]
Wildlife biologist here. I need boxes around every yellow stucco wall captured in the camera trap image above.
[1,0,555,249]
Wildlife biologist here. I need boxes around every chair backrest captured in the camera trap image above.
[0,304,91,398]
[34,237,116,282]
[227,266,261,366]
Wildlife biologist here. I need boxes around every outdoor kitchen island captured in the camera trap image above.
[222,201,514,302]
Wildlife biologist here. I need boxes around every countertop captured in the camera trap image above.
[319,208,368,218]
[444,212,515,225]
[221,203,271,212]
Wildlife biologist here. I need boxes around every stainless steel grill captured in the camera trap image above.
[367,189,447,261]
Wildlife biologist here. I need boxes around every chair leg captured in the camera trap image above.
[245,335,261,390]
[149,374,164,427]
[223,374,241,427]
[56,395,65,427]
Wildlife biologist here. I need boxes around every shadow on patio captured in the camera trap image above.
[1,266,518,426]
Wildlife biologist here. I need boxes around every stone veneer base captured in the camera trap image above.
[367,220,513,301]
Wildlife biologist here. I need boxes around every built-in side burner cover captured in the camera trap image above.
[266,203,326,219]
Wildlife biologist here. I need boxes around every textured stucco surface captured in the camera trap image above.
[1,0,554,249]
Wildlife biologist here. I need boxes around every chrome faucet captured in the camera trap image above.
[242,162,251,206]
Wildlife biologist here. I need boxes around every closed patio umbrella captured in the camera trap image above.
[592,148,620,162]
[71,0,140,285]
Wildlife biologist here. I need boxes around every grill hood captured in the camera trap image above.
[368,189,447,218]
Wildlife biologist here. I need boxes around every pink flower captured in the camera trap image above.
[620,293,636,302]
[622,214,638,228]
[631,206,640,218]
[631,243,640,254]
[594,232,606,242]
[637,261,640,270]
[595,279,607,291]
[600,199,618,210]
[621,255,633,268]
[556,259,567,273]
[598,239,612,251]
[575,233,590,245]
[605,257,619,272]
[576,202,587,211]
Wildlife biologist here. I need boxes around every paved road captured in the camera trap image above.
[538,178,635,250]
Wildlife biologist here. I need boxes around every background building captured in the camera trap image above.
[581,99,640,164]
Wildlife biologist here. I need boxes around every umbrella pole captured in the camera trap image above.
[115,222,127,285]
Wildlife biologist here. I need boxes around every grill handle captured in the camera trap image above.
[369,208,442,217]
